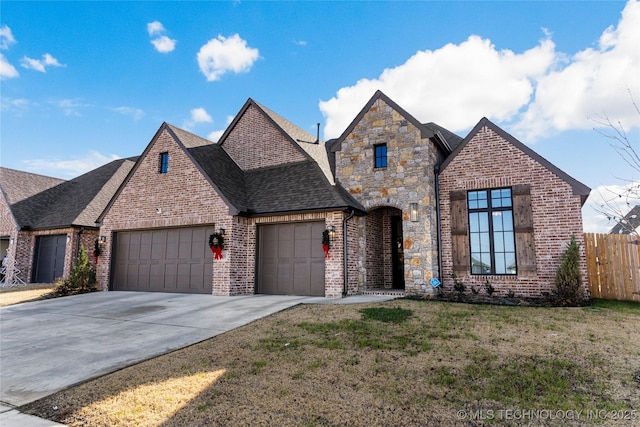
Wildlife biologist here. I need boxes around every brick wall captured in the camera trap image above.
[439,124,589,298]
[334,98,440,295]
[98,127,233,292]
[221,104,307,170]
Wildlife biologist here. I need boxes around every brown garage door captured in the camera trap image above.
[112,226,214,294]
[257,222,325,296]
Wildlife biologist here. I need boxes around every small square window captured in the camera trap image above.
[159,152,169,174]
[374,144,387,168]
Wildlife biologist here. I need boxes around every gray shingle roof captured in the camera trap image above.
[609,205,640,234]
[185,143,363,215]
[4,158,136,230]
[0,168,65,205]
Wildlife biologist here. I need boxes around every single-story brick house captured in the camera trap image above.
[93,90,590,299]
[0,159,135,284]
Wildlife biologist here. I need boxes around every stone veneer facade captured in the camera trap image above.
[438,124,589,298]
[334,98,441,295]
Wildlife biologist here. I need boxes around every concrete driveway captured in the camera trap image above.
[0,291,318,408]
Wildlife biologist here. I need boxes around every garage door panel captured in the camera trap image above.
[257,222,325,296]
[113,226,213,294]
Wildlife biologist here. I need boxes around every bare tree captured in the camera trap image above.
[591,89,640,236]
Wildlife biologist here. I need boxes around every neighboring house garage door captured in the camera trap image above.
[257,222,325,296]
[112,226,214,294]
[32,234,66,283]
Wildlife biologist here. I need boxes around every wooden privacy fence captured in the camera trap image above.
[584,233,640,302]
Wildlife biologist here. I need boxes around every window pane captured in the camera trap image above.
[506,253,517,274]
[468,192,478,209]
[491,189,502,207]
[480,253,492,274]
[477,191,487,209]
[470,233,480,253]
[374,144,387,168]
[493,211,503,231]
[469,212,479,232]
[495,253,506,274]
[504,232,514,252]
[480,233,490,252]
[479,213,489,232]
[502,211,514,231]
[494,231,504,252]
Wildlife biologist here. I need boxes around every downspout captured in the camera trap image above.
[434,164,442,283]
[342,209,355,297]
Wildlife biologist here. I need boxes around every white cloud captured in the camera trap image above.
[515,0,640,140]
[207,115,234,142]
[0,25,16,50]
[147,21,165,36]
[183,107,213,129]
[23,151,121,179]
[147,21,176,53]
[197,34,260,81]
[319,0,640,141]
[113,106,145,121]
[294,40,307,46]
[52,98,90,116]
[191,107,213,123]
[583,182,640,233]
[20,53,65,72]
[207,130,224,143]
[319,35,556,139]
[151,35,176,53]
[0,53,19,79]
[0,97,30,114]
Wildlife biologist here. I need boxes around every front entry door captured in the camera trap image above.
[391,216,405,289]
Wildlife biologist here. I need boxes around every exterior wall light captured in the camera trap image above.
[410,203,419,222]
[99,236,107,244]
[326,225,336,238]
[219,228,226,236]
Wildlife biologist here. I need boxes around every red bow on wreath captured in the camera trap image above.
[209,232,225,260]
[322,230,330,259]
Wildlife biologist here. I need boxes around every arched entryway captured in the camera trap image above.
[364,207,405,290]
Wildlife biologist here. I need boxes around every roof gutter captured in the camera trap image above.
[342,209,355,297]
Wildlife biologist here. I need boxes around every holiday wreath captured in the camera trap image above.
[322,229,330,259]
[92,239,101,264]
[209,232,225,260]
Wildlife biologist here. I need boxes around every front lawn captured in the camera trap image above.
[23,299,640,426]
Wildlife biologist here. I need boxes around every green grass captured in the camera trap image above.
[590,298,640,314]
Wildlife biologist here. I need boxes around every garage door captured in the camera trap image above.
[32,234,66,283]
[257,222,325,296]
[112,226,214,294]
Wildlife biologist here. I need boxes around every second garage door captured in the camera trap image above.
[257,222,325,296]
[112,226,214,294]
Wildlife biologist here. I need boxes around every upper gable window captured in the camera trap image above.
[159,152,169,174]
[374,144,387,168]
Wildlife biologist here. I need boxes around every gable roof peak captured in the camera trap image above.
[330,90,452,154]
[441,117,591,204]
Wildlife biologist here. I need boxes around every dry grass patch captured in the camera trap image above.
[0,283,55,306]
[23,299,640,426]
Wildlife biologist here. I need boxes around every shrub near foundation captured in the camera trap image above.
[553,235,584,306]
[54,247,97,296]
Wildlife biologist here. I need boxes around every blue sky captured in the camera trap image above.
[1,1,639,233]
